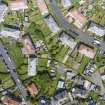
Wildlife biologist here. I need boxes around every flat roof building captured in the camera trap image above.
[0,26,21,39]
[0,3,8,22]
[78,43,96,59]
[45,15,60,33]
[61,0,72,8]
[36,0,49,15]
[87,22,105,37]
[9,0,28,11]
[21,34,35,57]
[28,55,37,76]
[66,9,87,29]
[57,79,65,89]
[59,32,77,49]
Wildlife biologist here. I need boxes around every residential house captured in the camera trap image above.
[59,32,77,49]
[9,0,28,11]
[61,0,72,8]
[53,89,71,105]
[36,0,49,16]
[66,9,87,29]
[66,70,77,80]
[84,80,98,91]
[45,15,60,33]
[87,22,105,37]
[57,79,65,89]
[0,3,8,22]
[38,96,51,105]
[72,84,87,98]
[21,34,35,57]
[1,95,22,105]
[0,26,21,40]
[72,76,87,98]
[27,83,38,97]
[52,89,78,105]
[72,76,98,99]
[28,55,37,76]
[78,43,96,59]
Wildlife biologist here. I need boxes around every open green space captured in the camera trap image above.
[0,74,14,89]
[0,60,8,73]
[47,35,69,62]
[32,71,58,97]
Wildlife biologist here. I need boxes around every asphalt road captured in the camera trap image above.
[0,45,28,101]
[49,0,105,53]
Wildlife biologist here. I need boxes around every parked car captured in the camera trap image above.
[92,39,101,46]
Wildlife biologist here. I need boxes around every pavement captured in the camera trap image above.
[0,45,28,102]
[49,0,105,54]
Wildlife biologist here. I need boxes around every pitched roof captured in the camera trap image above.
[9,0,28,11]
[0,26,20,39]
[88,22,105,36]
[72,85,87,98]
[78,43,96,59]
[21,34,35,57]
[2,96,22,105]
[59,32,77,49]
[27,83,38,97]
[66,9,86,28]
[36,0,49,15]
[45,15,60,33]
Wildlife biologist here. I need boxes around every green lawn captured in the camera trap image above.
[0,60,8,73]
[32,71,57,97]
[90,1,105,26]
[79,56,90,74]
[47,35,69,62]
[0,74,14,89]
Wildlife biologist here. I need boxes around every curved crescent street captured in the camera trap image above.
[49,0,105,54]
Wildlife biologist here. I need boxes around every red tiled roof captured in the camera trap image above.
[21,35,35,57]
[36,0,48,15]
[9,0,28,11]
[66,9,86,28]
[2,96,21,105]
[27,83,38,97]
[78,44,96,59]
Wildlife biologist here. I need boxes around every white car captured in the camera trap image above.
[92,39,101,46]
